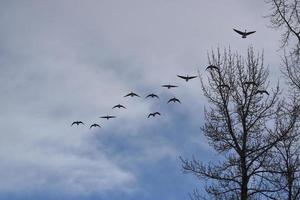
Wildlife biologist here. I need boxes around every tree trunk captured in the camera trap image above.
[241,156,248,200]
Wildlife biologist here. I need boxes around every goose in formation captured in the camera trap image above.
[147,112,161,118]
[100,115,116,120]
[90,123,101,129]
[71,121,85,126]
[233,29,256,38]
[167,97,181,104]
[255,90,269,95]
[177,75,197,82]
[206,65,220,71]
[124,92,140,97]
[112,104,126,109]
[162,84,178,89]
[145,93,159,99]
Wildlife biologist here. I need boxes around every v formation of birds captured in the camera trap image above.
[72,28,268,130]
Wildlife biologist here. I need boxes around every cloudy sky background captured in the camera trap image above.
[0,0,283,199]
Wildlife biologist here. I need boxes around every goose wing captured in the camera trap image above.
[187,75,197,80]
[154,112,161,116]
[71,121,77,126]
[132,93,140,97]
[177,75,187,80]
[233,29,244,35]
[148,113,154,118]
[124,93,131,97]
[245,31,256,35]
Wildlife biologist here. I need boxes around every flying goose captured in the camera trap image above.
[100,115,116,120]
[167,97,181,104]
[147,112,161,118]
[90,123,101,129]
[145,93,160,99]
[71,121,85,126]
[233,29,256,38]
[112,104,126,109]
[177,75,198,82]
[162,84,178,89]
[124,92,140,97]
[206,65,220,71]
[255,90,269,95]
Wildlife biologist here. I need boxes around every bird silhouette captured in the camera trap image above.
[206,65,220,71]
[233,29,256,38]
[147,112,161,118]
[168,97,181,104]
[255,90,269,95]
[112,104,126,109]
[71,121,85,126]
[124,92,140,97]
[100,115,116,120]
[177,75,197,82]
[243,81,258,87]
[162,84,178,89]
[90,123,101,129]
[145,93,159,99]
[218,84,230,89]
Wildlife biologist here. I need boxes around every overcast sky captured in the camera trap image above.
[0,1,283,200]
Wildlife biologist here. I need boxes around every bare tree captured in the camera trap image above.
[266,0,300,54]
[266,0,300,91]
[264,2,300,199]
[181,47,297,200]
[257,98,300,200]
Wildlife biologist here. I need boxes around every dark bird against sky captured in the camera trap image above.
[167,97,181,104]
[112,104,126,109]
[124,92,140,97]
[206,65,220,71]
[147,112,161,118]
[255,89,269,95]
[71,121,85,126]
[90,123,101,129]
[100,115,116,120]
[177,75,197,82]
[233,28,256,38]
[145,93,160,99]
[162,84,178,89]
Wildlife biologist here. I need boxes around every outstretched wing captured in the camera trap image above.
[246,31,256,35]
[233,29,244,35]
[147,113,154,118]
[177,75,187,79]
[154,112,161,116]
[133,93,140,97]
[71,122,77,126]
[187,76,197,80]
[124,93,131,97]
